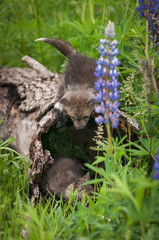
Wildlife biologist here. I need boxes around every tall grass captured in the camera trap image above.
[1,138,159,239]
[0,0,159,239]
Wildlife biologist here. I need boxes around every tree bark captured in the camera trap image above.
[0,56,62,202]
[0,56,141,203]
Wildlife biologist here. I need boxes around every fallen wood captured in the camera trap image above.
[0,57,61,202]
[0,56,141,203]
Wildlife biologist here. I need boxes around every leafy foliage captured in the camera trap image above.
[1,0,159,239]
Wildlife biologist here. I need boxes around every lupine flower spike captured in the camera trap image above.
[153,150,159,180]
[136,0,159,51]
[94,21,121,129]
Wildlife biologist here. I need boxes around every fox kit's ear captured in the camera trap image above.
[60,97,70,106]
[82,172,90,182]
[87,98,98,108]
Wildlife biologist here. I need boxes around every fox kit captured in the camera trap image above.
[40,157,93,201]
[35,38,97,129]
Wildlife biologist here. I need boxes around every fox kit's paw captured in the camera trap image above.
[53,102,68,128]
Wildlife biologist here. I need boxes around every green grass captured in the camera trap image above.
[1,0,159,239]
[1,138,159,239]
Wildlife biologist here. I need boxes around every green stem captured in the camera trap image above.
[145,1,157,92]
[102,4,106,26]
[105,50,113,157]
[145,1,156,178]
[106,111,113,157]
[140,221,145,240]
[94,150,99,193]
[34,0,45,63]
[13,7,26,55]
[89,0,94,23]
[145,14,149,61]
[146,84,152,178]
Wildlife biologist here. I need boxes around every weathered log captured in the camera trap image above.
[0,57,61,202]
[0,56,141,203]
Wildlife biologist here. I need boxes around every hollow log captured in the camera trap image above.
[0,56,141,203]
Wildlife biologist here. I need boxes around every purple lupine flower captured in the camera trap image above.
[94,21,121,128]
[153,150,159,180]
[136,0,159,51]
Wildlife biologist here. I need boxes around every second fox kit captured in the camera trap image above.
[36,38,97,129]
[40,157,93,201]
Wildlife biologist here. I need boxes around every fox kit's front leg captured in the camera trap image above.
[53,101,69,128]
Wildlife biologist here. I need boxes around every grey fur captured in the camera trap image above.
[40,157,93,201]
[35,38,78,58]
[36,38,97,129]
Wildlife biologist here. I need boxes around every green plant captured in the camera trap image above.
[1,1,159,239]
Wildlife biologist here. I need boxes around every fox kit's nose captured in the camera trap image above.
[74,124,86,130]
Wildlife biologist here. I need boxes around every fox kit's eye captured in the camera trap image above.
[83,116,89,120]
[70,116,75,120]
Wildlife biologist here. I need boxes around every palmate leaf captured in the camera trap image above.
[83,178,104,185]
[121,105,148,113]
[0,147,20,156]
[140,117,159,133]
[66,21,86,35]
[148,105,159,115]
[0,137,16,147]
[122,104,159,116]
[125,137,159,157]
[119,15,135,51]
[0,153,10,158]
[120,17,134,36]
[120,51,138,67]
[125,140,149,156]
[139,137,159,155]
[119,67,136,74]
[93,156,106,165]
[125,148,148,156]
[85,163,107,177]
[67,19,98,37]
[114,135,128,146]
[109,174,140,212]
